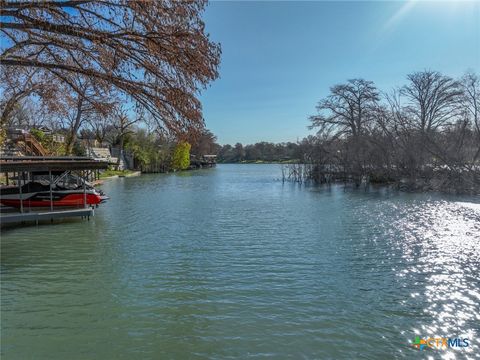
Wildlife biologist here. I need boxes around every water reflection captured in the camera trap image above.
[390,201,480,358]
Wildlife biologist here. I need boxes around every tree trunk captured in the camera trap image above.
[64,96,84,155]
[0,89,33,127]
[117,132,124,170]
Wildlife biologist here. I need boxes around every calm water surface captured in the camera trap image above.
[1,164,479,359]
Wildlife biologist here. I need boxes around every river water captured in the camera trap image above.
[1,164,479,359]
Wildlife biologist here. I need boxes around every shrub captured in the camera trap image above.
[171,142,191,170]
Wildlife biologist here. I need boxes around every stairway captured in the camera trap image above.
[4,133,48,156]
[23,133,47,156]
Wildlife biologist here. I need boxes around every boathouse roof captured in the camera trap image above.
[0,156,109,172]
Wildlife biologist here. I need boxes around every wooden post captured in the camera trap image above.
[18,171,23,213]
[83,170,87,208]
[49,170,53,211]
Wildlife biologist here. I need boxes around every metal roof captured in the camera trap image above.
[0,157,109,172]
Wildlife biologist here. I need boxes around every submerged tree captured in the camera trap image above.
[304,70,480,193]
[309,79,380,137]
[309,79,380,183]
[401,70,462,133]
[1,0,221,134]
[461,71,480,163]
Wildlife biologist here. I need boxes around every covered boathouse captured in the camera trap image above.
[0,156,109,226]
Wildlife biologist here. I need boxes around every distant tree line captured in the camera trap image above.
[217,142,303,163]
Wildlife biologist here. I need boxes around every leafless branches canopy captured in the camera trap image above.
[1,0,221,134]
[310,79,379,137]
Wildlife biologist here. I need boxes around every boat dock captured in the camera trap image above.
[1,157,108,226]
[0,207,94,225]
[189,154,217,169]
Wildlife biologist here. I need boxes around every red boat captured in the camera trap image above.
[1,174,108,209]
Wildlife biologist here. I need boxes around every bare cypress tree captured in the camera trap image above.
[461,71,480,163]
[401,70,463,133]
[310,79,379,137]
[0,0,221,135]
[309,79,380,185]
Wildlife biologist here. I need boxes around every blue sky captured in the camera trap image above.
[199,1,480,145]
